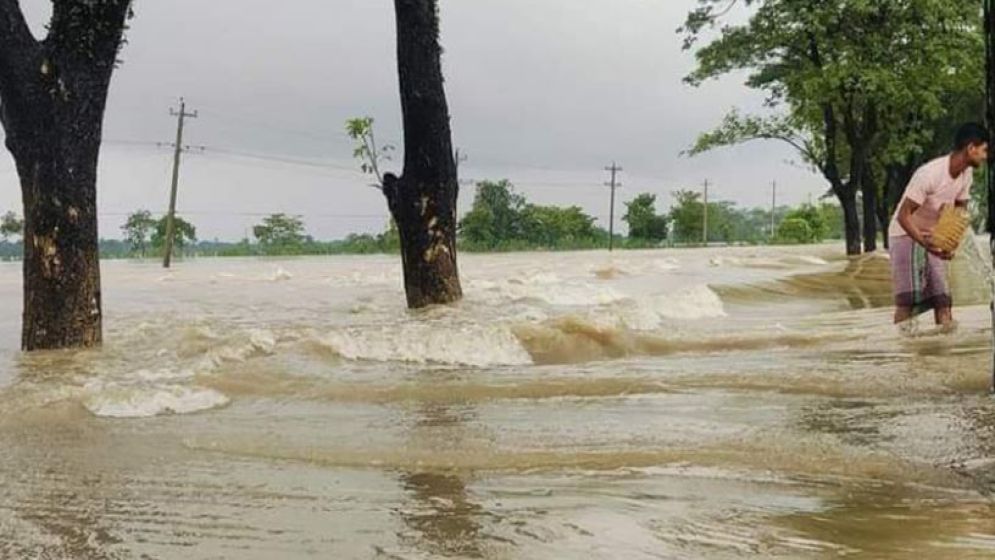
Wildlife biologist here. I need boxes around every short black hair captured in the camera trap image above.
[954,122,989,151]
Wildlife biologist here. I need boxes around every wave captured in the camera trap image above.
[718,250,989,310]
[717,254,893,309]
[316,322,533,367]
[202,370,674,404]
[709,254,832,269]
[310,285,733,367]
[466,273,627,307]
[82,381,229,418]
[182,433,968,490]
[513,316,834,366]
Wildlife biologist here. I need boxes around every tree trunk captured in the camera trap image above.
[987,0,995,236]
[837,187,862,256]
[0,0,131,350]
[11,131,103,350]
[387,0,462,308]
[861,169,878,253]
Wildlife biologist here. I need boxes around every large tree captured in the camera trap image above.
[623,193,669,242]
[683,0,980,256]
[121,209,155,257]
[151,216,196,255]
[459,180,525,248]
[253,213,308,255]
[0,0,132,350]
[986,0,995,237]
[382,0,462,308]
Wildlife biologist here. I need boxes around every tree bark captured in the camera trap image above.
[987,0,995,236]
[0,0,131,350]
[387,0,462,308]
[835,185,862,256]
[816,97,864,257]
[860,168,878,253]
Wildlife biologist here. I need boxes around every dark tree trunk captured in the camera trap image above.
[13,127,103,350]
[874,186,890,251]
[879,162,914,251]
[860,168,878,253]
[836,186,862,256]
[987,0,995,235]
[386,0,462,308]
[0,0,131,350]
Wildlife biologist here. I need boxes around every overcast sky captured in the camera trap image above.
[0,0,827,241]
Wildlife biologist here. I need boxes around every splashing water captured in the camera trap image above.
[1,246,995,559]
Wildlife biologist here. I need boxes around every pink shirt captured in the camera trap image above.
[887,155,972,238]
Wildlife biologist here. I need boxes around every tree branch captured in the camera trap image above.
[0,0,34,53]
[47,0,131,71]
[0,0,39,86]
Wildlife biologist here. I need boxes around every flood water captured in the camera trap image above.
[2,244,995,559]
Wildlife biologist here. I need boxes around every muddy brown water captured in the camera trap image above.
[2,244,995,559]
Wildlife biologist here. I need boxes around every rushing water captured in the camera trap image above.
[2,245,995,559]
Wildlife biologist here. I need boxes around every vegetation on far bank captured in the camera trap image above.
[0,178,850,260]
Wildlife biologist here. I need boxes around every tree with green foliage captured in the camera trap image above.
[0,211,23,243]
[777,218,815,244]
[121,210,155,257]
[774,204,829,244]
[816,202,845,240]
[519,204,599,247]
[682,0,981,255]
[623,194,669,242]
[151,216,196,255]
[253,213,308,254]
[669,190,705,243]
[459,180,526,248]
[782,205,828,242]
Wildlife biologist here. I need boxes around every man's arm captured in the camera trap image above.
[896,198,930,247]
[898,198,957,259]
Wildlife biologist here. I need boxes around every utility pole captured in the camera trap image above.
[163,98,197,269]
[702,179,709,245]
[771,180,777,240]
[604,162,622,252]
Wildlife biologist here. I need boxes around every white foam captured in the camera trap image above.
[656,285,726,320]
[319,322,532,367]
[197,329,278,370]
[468,274,627,307]
[272,266,293,281]
[654,257,681,271]
[83,382,229,418]
[794,255,829,265]
[572,285,727,331]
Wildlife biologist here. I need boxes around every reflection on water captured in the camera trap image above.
[400,471,484,558]
[0,245,993,558]
[398,402,486,557]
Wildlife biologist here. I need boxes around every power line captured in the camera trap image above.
[200,146,360,173]
[194,104,354,146]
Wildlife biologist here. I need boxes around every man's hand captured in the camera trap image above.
[922,230,954,260]
[929,247,955,260]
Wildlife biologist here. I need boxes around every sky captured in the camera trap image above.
[0,0,828,241]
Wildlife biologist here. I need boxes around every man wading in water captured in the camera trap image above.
[889,123,990,330]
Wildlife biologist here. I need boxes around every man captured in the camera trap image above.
[889,122,989,328]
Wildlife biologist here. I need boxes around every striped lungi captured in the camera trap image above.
[889,235,951,315]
